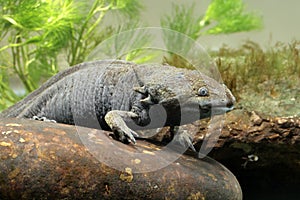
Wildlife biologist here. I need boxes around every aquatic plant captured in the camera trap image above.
[161,0,263,68]
[214,40,300,117]
[0,0,142,110]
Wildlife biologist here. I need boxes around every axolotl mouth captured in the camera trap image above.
[198,103,234,119]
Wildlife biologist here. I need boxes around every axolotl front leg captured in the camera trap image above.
[104,110,140,144]
[103,85,154,144]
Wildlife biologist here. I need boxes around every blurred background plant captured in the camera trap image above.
[161,0,263,68]
[214,40,300,117]
[0,0,142,110]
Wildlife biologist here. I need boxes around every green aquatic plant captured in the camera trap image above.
[0,0,81,91]
[214,40,300,117]
[92,21,155,64]
[0,0,142,110]
[200,0,263,34]
[66,0,142,66]
[161,0,262,38]
[161,0,263,68]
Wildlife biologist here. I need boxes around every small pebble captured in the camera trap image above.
[276,118,288,125]
[19,138,26,143]
[268,134,280,140]
[0,141,11,147]
[250,111,263,126]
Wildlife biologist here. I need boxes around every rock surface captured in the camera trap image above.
[192,109,300,199]
[0,118,242,200]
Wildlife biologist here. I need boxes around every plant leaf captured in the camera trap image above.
[2,15,24,29]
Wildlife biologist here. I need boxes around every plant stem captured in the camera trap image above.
[69,1,110,65]
[21,44,36,91]
[11,35,35,92]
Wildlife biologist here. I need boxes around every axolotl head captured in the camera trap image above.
[138,67,236,126]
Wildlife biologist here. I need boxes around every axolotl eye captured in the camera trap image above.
[197,87,209,96]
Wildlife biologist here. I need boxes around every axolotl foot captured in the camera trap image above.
[111,126,139,144]
[104,110,139,144]
[172,128,196,152]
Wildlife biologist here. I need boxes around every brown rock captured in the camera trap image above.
[0,118,242,200]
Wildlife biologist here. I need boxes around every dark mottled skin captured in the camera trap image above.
[0,60,235,144]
